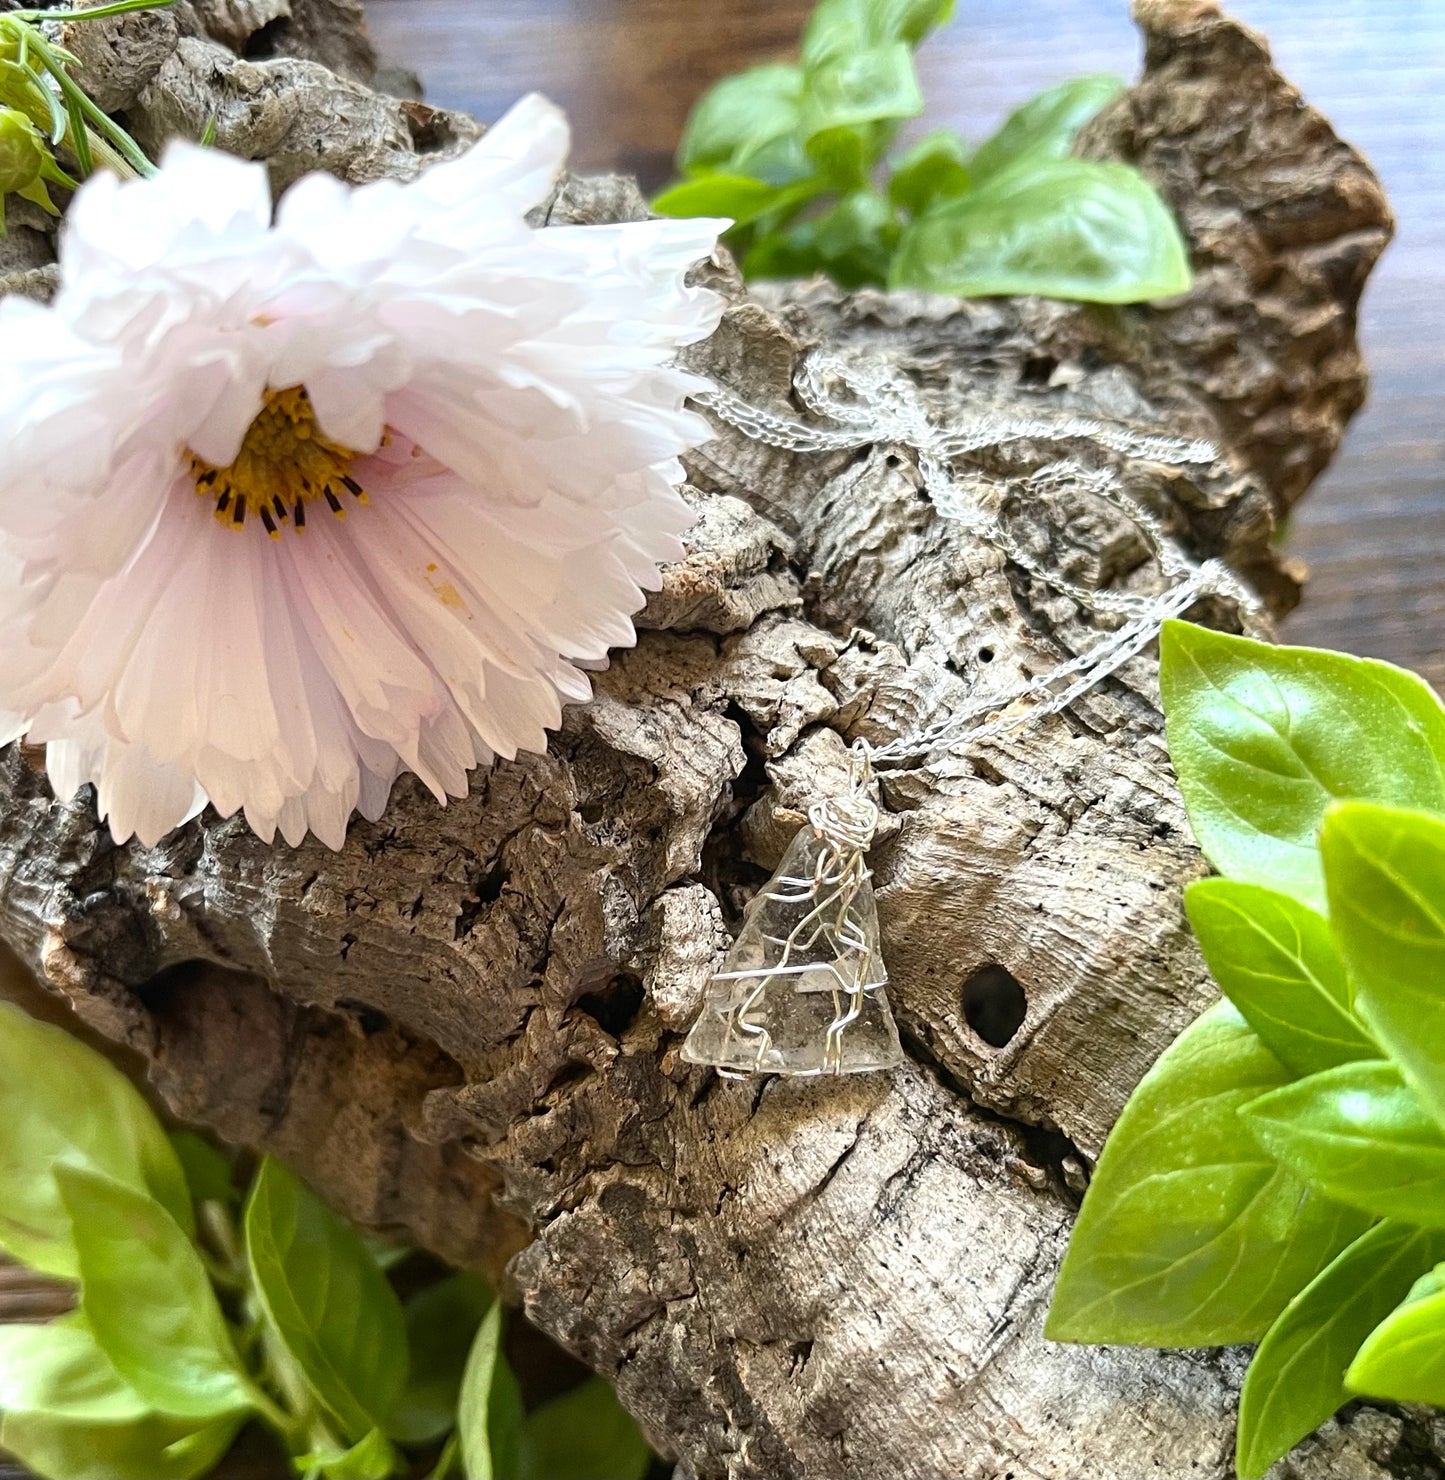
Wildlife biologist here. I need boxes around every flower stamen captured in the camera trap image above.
[188,386,369,538]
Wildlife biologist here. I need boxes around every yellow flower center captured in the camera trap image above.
[189,386,370,538]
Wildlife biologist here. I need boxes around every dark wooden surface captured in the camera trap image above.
[367,0,1445,689]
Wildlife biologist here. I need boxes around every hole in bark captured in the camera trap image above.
[335,999,390,1036]
[1020,354,1057,386]
[400,100,456,154]
[978,645,995,663]
[242,15,290,58]
[701,703,774,924]
[576,973,644,1037]
[961,964,1027,1047]
[455,865,506,939]
[131,959,209,1013]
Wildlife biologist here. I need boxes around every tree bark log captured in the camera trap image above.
[0,3,1427,1476]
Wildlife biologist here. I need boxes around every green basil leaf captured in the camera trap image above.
[1160,622,1445,913]
[1237,1221,1445,1479]
[746,191,897,290]
[0,1001,192,1278]
[804,124,876,192]
[457,1302,523,1480]
[969,74,1126,184]
[741,224,830,284]
[388,1272,492,1446]
[519,1378,651,1480]
[801,0,955,63]
[1046,1003,1368,1345]
[677,64,806,179]
[802,42,924,140]
[0,1318,149,1422]
[891,156,1190,304]
[169,1132,236,1208]
[0,1317,243,1480]
[58,1166,254,1422]
[243,1157,407,1443]
[0,1408,242,1480]
[1347,1262,1445,1405]
[1244,1060,1445,1225]
[297,1427,401,1480]
[1323,801,1445,1131]
[889,129,970,215]
[1184,879,1377,1076]
[652,173,819,228]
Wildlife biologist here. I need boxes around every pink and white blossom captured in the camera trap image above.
[0,95,726,848]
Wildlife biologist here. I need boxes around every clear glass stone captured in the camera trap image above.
[681,823,903,1077]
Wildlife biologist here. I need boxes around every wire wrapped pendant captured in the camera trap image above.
[681,748,904,1077]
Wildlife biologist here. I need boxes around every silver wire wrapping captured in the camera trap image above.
[682,354,1268,1076]
[681,744,903,1077]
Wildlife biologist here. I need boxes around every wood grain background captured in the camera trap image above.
[366,0,1445,689]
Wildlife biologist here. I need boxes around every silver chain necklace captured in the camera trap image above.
[680,353,1265,1079]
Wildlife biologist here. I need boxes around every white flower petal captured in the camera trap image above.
[0,96,723,848]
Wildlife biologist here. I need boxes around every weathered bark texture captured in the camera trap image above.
[0,2,1421,1477]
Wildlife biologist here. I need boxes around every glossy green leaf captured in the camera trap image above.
[1323,801,1445,1131]
[969,74,1126,183]
[0,1318,150,1423]
[58,1166,253,1422]
[519,1378,651,1480]
[802,42,923,139]
[457,1302,523,1480]
[804,123,878,192]
[677,64,805,178]
[1244,1060,1445,1225]
[801,0,955,64]
[1160,623,1445,912]
[1046,1003,1368,1345]
[388,1271,492,1446]
[1184,879,1377,1076]
[0,1317,242,1480]
[652,172,818,228]
[891,157,1190,304]
[0,1408,241,1480]
[169,1132,235,1208]
[297,1428,401,1480]
[1237,1221,1445,1479]
[0,1001,192,1278]
[1347,1262,1445,1405]
[243,1157,407,1443]
[889,129,970,215]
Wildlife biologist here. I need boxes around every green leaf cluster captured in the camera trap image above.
[0,1004,651,1480]
[0,0,173,216]
[653,0,1189,304]
[1048,621,1445,1476]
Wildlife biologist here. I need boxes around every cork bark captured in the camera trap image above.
[0,3,1424,1476]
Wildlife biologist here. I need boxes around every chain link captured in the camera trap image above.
[694,351,1266,767]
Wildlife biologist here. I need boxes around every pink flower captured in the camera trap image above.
[0,96,726,847]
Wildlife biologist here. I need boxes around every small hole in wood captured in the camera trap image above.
[978,645,995,664]
[336,999,390,1036]
[576,972,645,1037]
[242,15,290,58]
[961,964,1027,1047]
